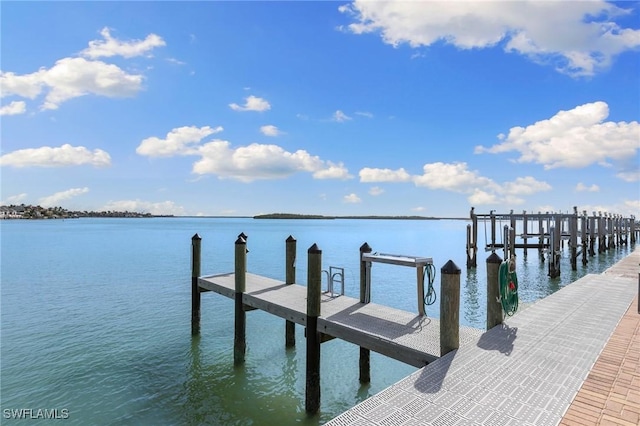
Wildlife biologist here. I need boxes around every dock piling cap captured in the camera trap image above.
[487,252,503,263]
[441,260,461,274]
[192,233,201,240]
[235,236,246,244]
[308,243,321,254]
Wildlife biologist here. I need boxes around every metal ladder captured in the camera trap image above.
[322,266,345,297]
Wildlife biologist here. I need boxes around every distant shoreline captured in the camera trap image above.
[252,213,468,220]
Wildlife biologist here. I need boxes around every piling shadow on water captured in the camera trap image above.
[476,323,518,356]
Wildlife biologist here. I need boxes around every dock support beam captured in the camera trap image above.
[234,236,247,365]
[285,235,296,348]
[486,253,503,329]
[440,260,460,356]
[191,233,202,335]
[358,242,372,383]
[305,244,322,414]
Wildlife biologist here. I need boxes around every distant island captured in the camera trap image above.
[253,213,463,220]
[0,204,172,220]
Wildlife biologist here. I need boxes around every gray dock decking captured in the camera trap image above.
[198,273,483,367]
[326,248,640,425]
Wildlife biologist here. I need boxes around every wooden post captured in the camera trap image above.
[440,260,460,356]
[305,243,322,414]
[486,252,503,330]
[490,210,496,251]
[467,207,477,268]
[589,212,596,256]
[285,235,296,348]
[581,211,588,265]
[598,212,605,254]
[417,263,425,317]
[570,207,578,271]
[191,233,202,335]
[358,242,371,383]
[548,224,560,278]
[466,224,473,269]
[234,235,247,365]
[522,210,528,257]
[538,214,545,260]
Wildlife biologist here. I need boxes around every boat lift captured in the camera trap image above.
[361,252,435,316]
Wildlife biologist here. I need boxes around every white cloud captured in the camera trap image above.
[260,125,283,137]
[193,141,351,182]
[81,27,166,59]
[413,162,497,192]
[100,199,185,216]
[1,28,162,110]
[340,1,640,77]
[0,100,26,115]
[1,193,28,205]
[137,126,351,182]
[359,167,411,183]
[616,170,640,183]
[333,110,352,122]
[39,187,89,207]
[1,57,144,110]
[312,162,352,180]
[361,161,551,207]
[355,111,373,118]
[136,125,223,157]
[411,206,425,212]
[229,95,271,112]
[369,186,384,196]
[0,144,111,168]
[166,58,186,65]
[475,102,640,174]
[343,193,362,203]
[576,182,600,192]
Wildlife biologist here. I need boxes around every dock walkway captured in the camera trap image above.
[327,248,640,425]
[198,273,483,367]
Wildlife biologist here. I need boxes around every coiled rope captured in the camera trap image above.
[499,257,519,316]
[423,263,437,309]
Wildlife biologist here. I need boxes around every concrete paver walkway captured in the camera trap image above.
[327,248,639,425]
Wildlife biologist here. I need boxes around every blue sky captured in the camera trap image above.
[1,1,639,217]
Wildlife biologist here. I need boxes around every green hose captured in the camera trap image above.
[423,263,437,308]
[499,258,519,316]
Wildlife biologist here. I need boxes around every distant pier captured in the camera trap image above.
[466,207,638,278]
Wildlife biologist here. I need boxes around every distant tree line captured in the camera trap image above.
[0,204,168,219]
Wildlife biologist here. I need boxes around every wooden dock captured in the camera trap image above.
[198,272,483,367]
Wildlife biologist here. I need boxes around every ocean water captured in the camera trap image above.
[1,217,634,425]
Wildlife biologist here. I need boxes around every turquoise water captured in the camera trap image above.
[1,218,634,425]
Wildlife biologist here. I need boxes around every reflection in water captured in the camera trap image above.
[463,269,482,327]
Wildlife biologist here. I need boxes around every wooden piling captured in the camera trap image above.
[538,215,545,260]
[234,235,247,365]
[358,242,371,383]
[285,235,296,348]
[440,260,460,356]
[191,233,202,335]
[467,207,478,268]
[305,243,322,414]
[570,207,578,271]
[522,211,528,257]
[486,252,503,330]
[548,224,560,278]
[490,211,497,250]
